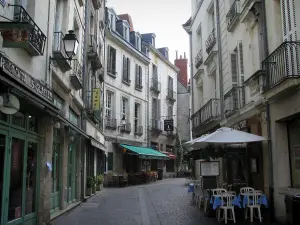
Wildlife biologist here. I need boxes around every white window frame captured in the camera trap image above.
[121,97,129,120]
[106,91,113,119]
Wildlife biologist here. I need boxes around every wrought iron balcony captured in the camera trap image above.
[224,86,245,117]
[88,35,102,70]
[226,0,241,31]
[151,119,162,133]
[195,49,203,69]
[167,88,176,102]
[52,32,72,72]
[92,0,101,10]
[120,123,131,133]
[205,29,216,54]
[150,78,161,93]
[70,60,83,91]
[135,125,143,136]
[86,93,101,124]
[0,5,46,56]
[191,98,220,131]
[262,41,300,91]
[105,118,117,129]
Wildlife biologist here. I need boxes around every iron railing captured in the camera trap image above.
[11,5,46,55]
[105,118,117,129]
[205,29,216,54]
[224,86,245,116]
[134,125,143,135]
[150,78,161,93]
[71,59,83,84]
[262,41,300,91]
[167,88,176,102]
[226,0,241,31]
[191,98,220,130]
[195,49,203,69]
[151,119,162,131]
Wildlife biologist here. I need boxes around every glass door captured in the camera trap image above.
[0,131,9,225]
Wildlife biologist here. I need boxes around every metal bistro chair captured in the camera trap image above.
[218,192,237,224]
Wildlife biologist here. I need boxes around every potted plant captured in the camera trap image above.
[96,175,104,191]
[86,176,94,196]
[92,176,96,193]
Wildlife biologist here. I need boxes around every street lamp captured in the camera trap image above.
[121,115,126,126]
[63,30,79,59]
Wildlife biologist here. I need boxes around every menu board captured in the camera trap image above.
[200,161,219,176]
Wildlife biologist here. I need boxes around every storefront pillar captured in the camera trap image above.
[37,116,54,225]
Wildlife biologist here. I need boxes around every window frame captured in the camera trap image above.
[105,91,113,119]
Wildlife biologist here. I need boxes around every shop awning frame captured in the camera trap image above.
[120,144,169,160]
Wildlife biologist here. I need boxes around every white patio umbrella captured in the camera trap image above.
[186,127,266,149]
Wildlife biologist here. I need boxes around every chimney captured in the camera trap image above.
[184,52,186,59]
[176,50,178,59]
[174,52,188,88]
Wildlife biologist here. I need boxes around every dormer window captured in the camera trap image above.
[124,26,129,41]
[110,14,114,30]
[136,36,141,51]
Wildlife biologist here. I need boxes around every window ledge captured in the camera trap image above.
[122,79,131,86]
[135,86,143,92]
[107,71,117,78]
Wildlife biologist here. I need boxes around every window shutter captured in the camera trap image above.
[108,152,113,171]
[107,45,111,70]
[112,48,116,71]
[123,55,126,77]
[139,66,142,87]
[158,99,161,119]
[231,54,238,84]
[238,41,244,75]
[152,98,157,119]
[127,58,130,80]
[135,64,138,86]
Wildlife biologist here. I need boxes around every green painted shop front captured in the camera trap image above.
[0,112,40,225]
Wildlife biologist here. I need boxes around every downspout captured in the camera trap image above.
[261,0,274,222]
[215,0,224,119]
[45,0,51,84]
[188,32,193,141]
[80,0,89,200]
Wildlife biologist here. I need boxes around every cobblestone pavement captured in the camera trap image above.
[52,178,271,225]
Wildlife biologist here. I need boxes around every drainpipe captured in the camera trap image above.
[261,0,274,222]
[215,0,224,119]
[45,0,52,84]
[188,32,193,141]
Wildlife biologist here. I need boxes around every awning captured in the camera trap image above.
[120,144,169,160]
[162,151,177,160]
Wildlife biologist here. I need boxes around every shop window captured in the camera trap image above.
[166,160,174,172]
[25,142,37,215]
[69,108,79,126]
[288,120,300,188]
[0,112,7,122]
[53,93,65,112]
[12,111,25,128]
[28,115,38,133]
[107,152,113,171]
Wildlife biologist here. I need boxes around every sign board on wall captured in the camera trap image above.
[92,88,101,110]
[200,161,220,176]
[164,119,174,132]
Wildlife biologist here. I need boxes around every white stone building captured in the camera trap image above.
[104,8,150,173]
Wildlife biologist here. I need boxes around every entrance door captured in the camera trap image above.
[0,131,9,225]
[67,144,76,203]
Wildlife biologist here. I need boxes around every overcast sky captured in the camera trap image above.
[106,0,191,65]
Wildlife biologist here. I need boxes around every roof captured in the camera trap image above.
[118,14,134,32]
[120,144,169,160]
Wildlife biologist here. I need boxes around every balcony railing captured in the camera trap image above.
[105,118,117,129]
[0,5,46,56]
[195,49,203,69]
[224,86,245,116]
[262,41,300,91]
[205,29,216,54]
[150,78,161,93]
[134,125,143,136]
[151,119,162,132]
[191,98,220,130]
[88,35,102,70]
[226,0,241,31]
[121,123,131,133]
[167,88,176,102]
[70,60,83,91]
[52,32,72,72]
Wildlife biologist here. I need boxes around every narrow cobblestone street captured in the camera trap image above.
[52,178,271,225]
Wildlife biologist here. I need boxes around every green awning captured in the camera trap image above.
[120,144,169,160]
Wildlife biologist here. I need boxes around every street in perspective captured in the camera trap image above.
[0,0,300,225]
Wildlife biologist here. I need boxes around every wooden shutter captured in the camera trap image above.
[231,54,238,84]
[139,66,142,87]
[238,41,244,75]
[108,152,113,171]
[112,48,116,72]
[127,58,130,80]
[158,99,161,119]
[123,55,126,78]
[107,45,111,70]
[152,98,157,119]
[135,64,139,86]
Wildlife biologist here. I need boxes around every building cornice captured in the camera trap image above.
[148,45,180,73]
[106,29,150,64]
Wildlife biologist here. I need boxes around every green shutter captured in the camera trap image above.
[108,152,113,171]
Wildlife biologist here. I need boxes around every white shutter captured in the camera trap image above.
[237,41,244,85]
[281,0,297,41]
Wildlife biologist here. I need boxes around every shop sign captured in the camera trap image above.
[0,53,53,101]
[232,120,247,130]
[164,119,174,132]
[92,88,100,110]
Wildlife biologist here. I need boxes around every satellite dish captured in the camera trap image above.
[0,93,20,114]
